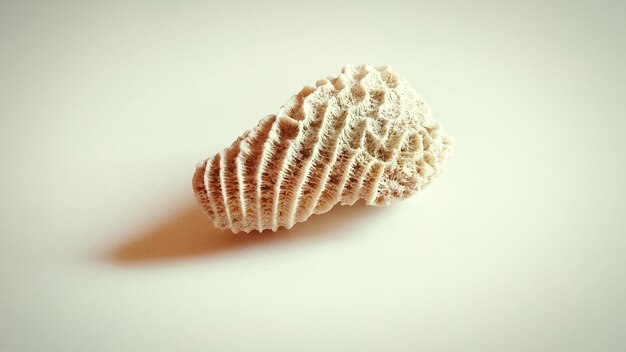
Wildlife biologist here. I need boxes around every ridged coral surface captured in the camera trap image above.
[193,65,453,233]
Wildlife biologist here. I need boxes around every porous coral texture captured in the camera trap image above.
[193,65,453,233]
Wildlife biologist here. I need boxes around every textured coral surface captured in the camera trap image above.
[193,65,452,232]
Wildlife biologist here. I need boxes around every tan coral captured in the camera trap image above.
[193,65,453,233]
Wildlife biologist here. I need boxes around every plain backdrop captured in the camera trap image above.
[1,1,625,351]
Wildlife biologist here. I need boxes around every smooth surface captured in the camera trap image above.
[1,1,625,351]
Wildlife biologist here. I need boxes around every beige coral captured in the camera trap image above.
[193,65,453,233]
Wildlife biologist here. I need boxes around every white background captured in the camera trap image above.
[1,1,625,351]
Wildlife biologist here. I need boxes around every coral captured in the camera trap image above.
[193,65,453,232]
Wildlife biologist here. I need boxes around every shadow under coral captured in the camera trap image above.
[107,201,383,265]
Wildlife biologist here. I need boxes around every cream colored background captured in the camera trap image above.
[1,1,625,351]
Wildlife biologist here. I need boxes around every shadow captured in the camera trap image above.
[106,201,384,265]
